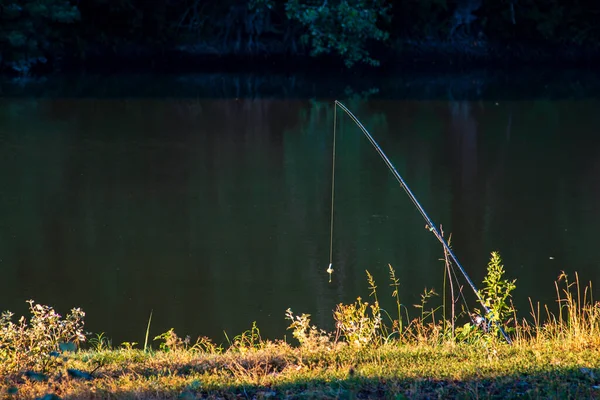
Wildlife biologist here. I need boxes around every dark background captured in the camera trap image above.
[1,0,599,75]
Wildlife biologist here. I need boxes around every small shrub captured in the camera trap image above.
[154,329,222,353]
[230,322,265,352]
[476,252,516,338]
[89,332,112,351]
[334,297,382,347]
[285,309,332,351]
[455,320,485,344]
[0,300,86,373]
[154,328,190,352]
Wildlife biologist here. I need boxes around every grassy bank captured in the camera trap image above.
[2,254,600,399]
[3,339,600,399]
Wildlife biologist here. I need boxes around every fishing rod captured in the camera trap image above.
[331,100,512,344]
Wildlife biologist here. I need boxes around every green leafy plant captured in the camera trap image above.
[455,320,483,343]
[120,341,138,350]
[334,296,382,347]
[454,304,486,344]
[89,332,112,351]
[0,300,86,373]
[154,328,190,352]
[476,252,516,338]
[154,328,222,353]
[192,336,223,354]
[230,322,265,352]
[285,0,390,67]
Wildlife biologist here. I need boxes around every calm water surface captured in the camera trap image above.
[1,74,599,344]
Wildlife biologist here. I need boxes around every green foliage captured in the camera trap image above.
[154,328,189,352]
[0,300,86,373]
[455,320,484,343]
[475,251,516,338]
[285,0,390,67]
[334,296,383,347]
[0,0,80,73]
[89,332,112,352]
[230,321,264,352]
[481,252,516,325]
[154,328,222,353]
[119,341,138,350]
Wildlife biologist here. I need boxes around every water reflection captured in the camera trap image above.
[0,97,599,344]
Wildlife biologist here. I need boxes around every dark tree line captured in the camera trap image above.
[1,0,599,74]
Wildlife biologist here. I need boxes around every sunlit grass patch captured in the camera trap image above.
[2,341,600,399]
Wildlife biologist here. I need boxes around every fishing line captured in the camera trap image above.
[327,105,337,283]
[330,100,512,344]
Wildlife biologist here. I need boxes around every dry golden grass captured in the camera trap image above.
[2,333,600,399]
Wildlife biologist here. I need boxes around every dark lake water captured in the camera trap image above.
[1,71,599,346]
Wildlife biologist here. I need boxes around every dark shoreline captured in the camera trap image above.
[2,67,600,101]
[4,37,600,101]
[7,37,600,78]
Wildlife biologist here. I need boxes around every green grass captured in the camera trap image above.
[2,255,600,399]
[2,340,600,399]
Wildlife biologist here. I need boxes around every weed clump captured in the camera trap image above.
[0,300,86,374]
[478,251,517,333]
[285,309,333,351]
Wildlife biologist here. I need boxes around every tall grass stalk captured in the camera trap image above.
[366,270,388,341]
[552,271,600,344]
[388,264,402,335]
[144,309,153,352]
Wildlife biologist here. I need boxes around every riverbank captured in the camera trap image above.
[2,339,600,399]
[2,266,600,399]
